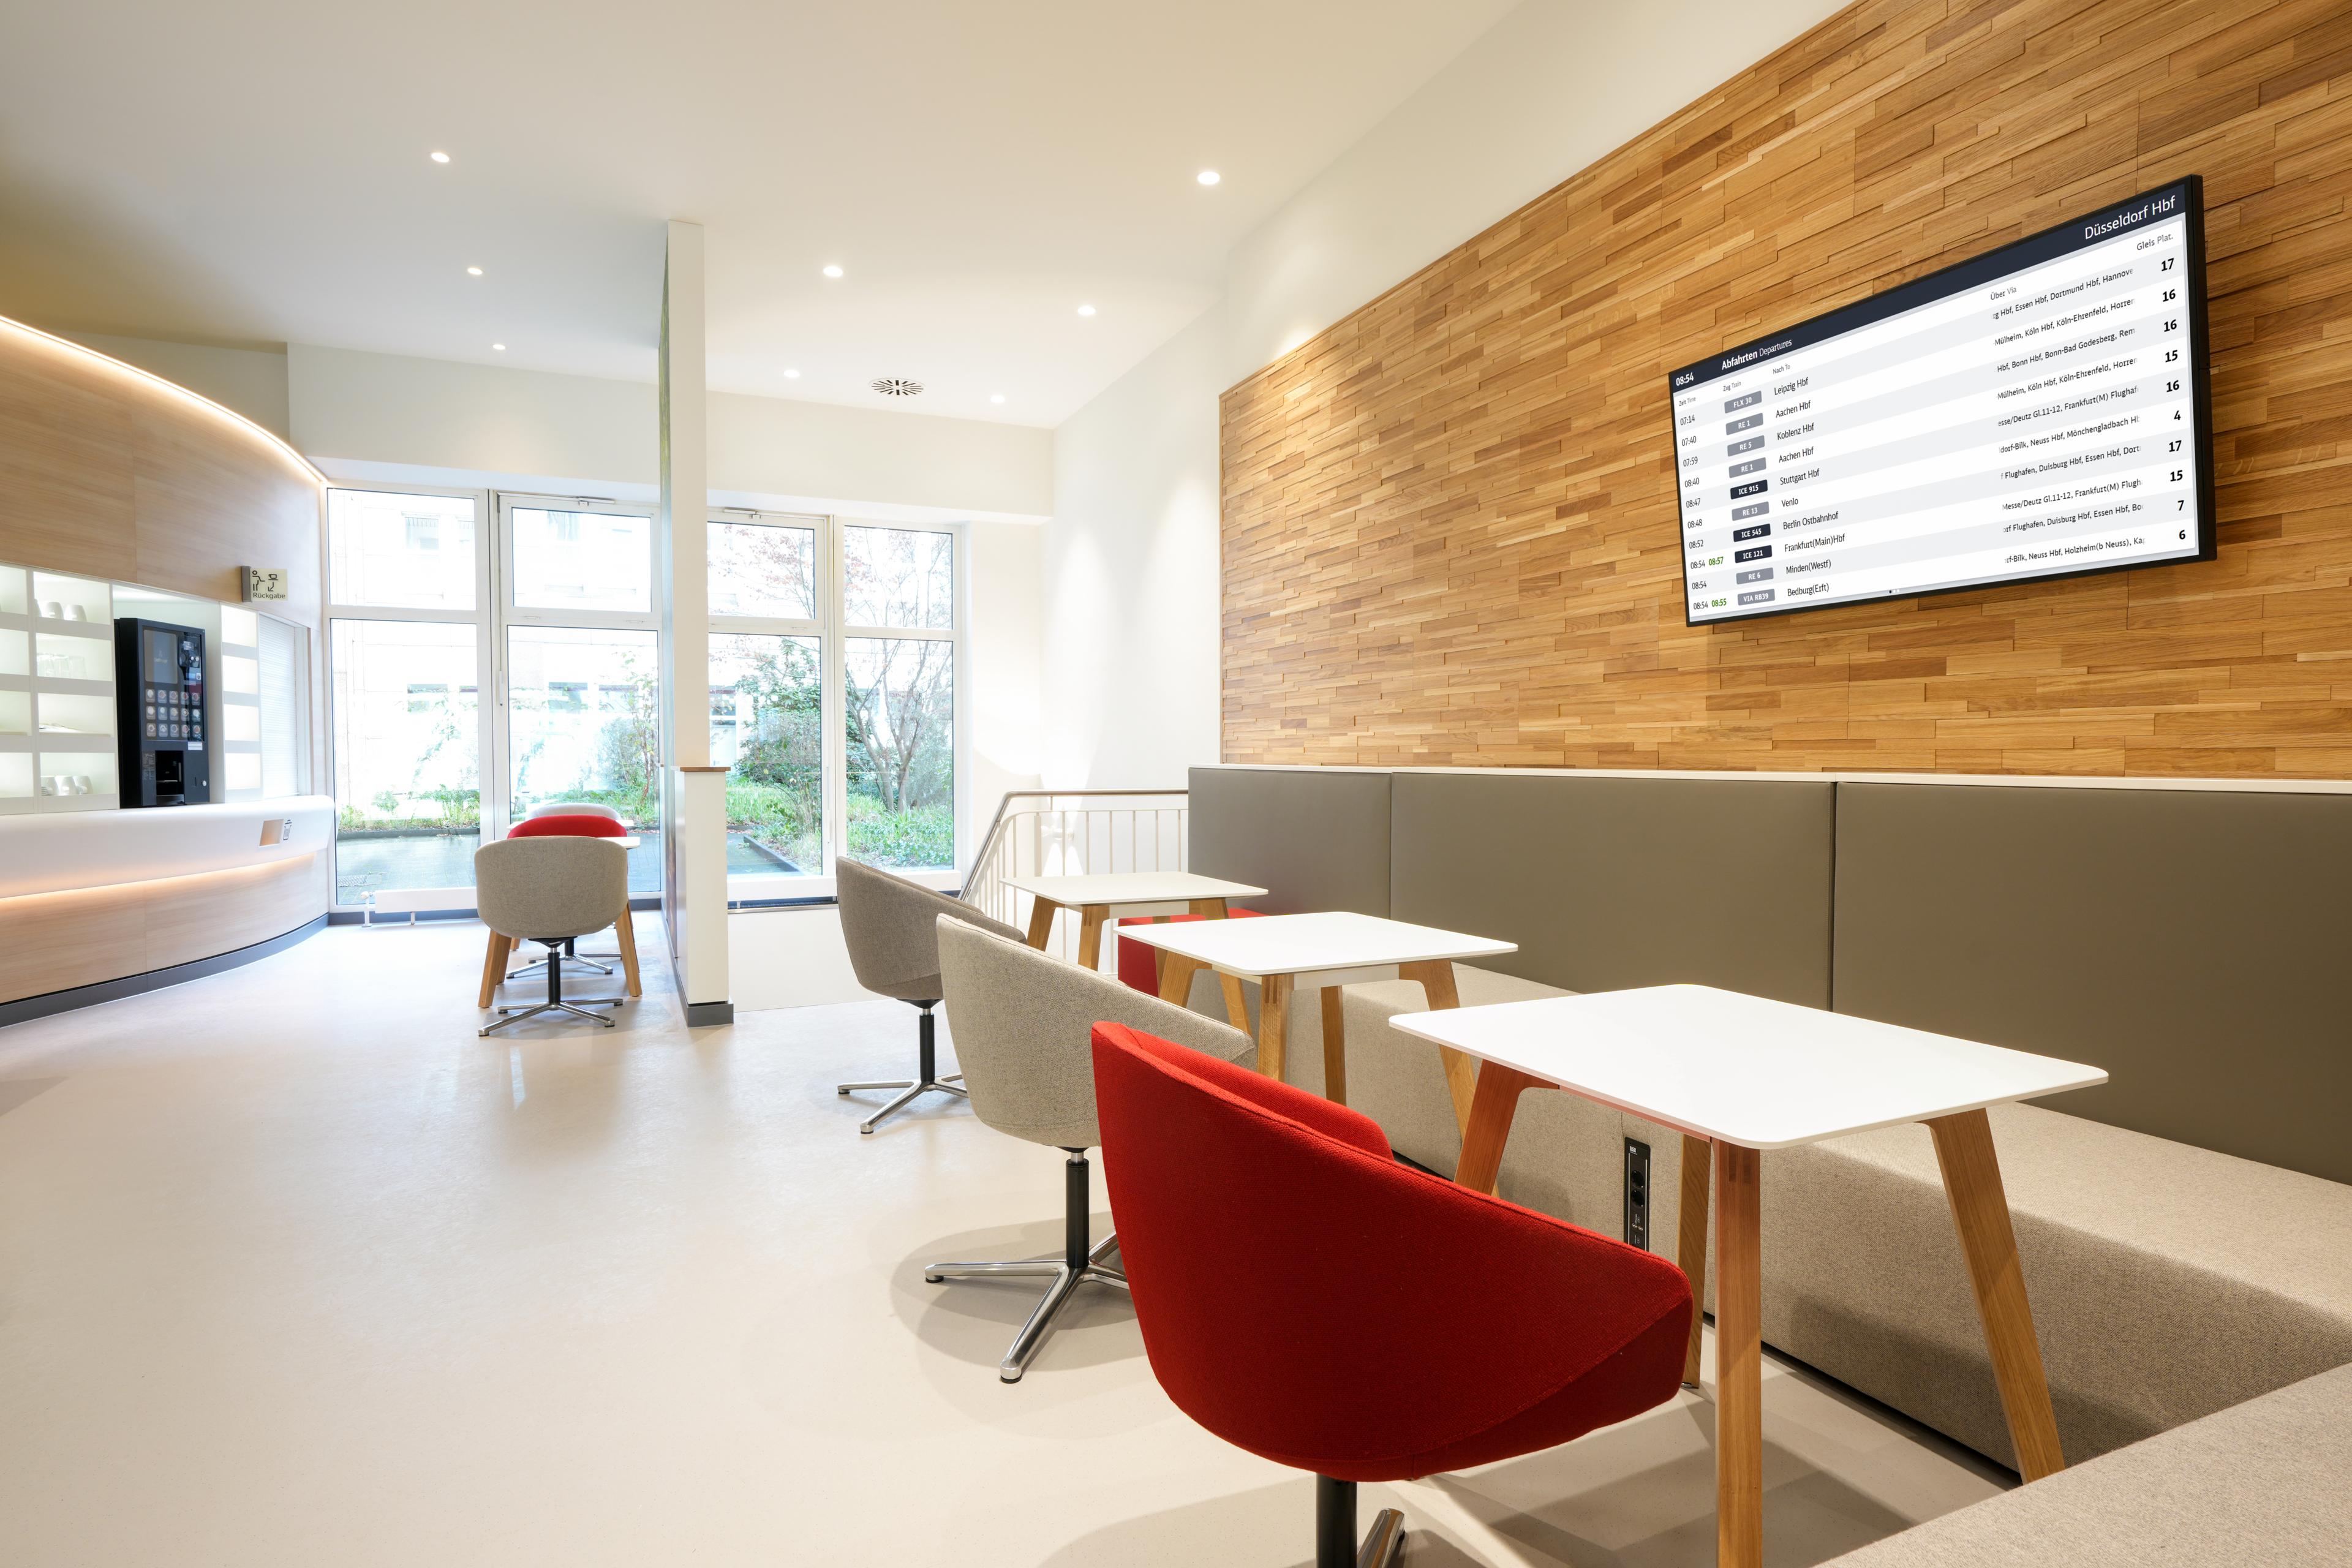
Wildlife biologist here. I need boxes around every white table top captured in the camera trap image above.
[1119,909,1517,979]
[1003,871,1267,905]
[1390,985,2105,1148]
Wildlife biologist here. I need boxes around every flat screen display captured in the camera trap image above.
[1668,178,2215,627]
[145,628,181,684]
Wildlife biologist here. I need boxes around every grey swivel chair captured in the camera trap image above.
[834,856,1025,1134]
[508,802,629,984]
[929,916,1254,1382]
[474,836,631,1036]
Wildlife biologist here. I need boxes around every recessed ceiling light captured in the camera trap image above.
[822,264,844,279]
[430,151,451,164]
[990,393,1006,404]
[1077,303,1096,317]
[491,342,506,352]
[466,265,483,276]
[783,368,801,379]
[1197,170,1221,186]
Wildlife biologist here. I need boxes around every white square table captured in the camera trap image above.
[1121,910,1517,1117]
[1391,984,2106,1568]
[1005,871,1269,976]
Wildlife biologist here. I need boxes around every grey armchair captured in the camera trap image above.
[834,856,1025,1133]
[929,915,1254,1382]
[473,836,632,1036]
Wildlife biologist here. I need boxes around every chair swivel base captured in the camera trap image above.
[924,1148,1126,1383]
[481,935,627,1036]
[507,936,616,982]
[838,1000,965,1134]
[481,997,624,1035]
[1317,1477,1406,1568]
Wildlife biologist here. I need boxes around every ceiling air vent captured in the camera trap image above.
[870,378,924,397]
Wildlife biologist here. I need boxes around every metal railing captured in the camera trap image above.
[964,788,1189,964]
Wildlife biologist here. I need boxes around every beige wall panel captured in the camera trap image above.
[1220,0,2352,778]
[0,881,150,1005]
[142,854,324,974]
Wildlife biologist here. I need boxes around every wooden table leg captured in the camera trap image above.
[1023,895,1058,951]
[1715,1142,1763,1568]
[1256,973,1294,1083]
[615,906,643,998]
[1400,959,1478,1133]
[1188,897,1229,918]
[1453,1062,1543,1195]
[1076,904,1110,971]
[1678,1133,1712,1387]
[477,929,510,1008]
[1929,1107,2066,1481]
[1218,974,1251,1031]
[1320,986,1348,1106]
[1156,953,1203,1006]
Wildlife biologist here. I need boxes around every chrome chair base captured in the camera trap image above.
[924,1148,1126,1383]
[1317,1477,1405,1568]
[840,1074,967,1134]
[839,1000,967,1134]
[482,934,625,1036]
[480,997,624,1036]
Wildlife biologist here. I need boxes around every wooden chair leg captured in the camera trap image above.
[1929,1107,2066,1480]
[1320,986,1348,1105]
[616,907,643,998]
[477,929,509,1009]
[1678,1134,1713,1385]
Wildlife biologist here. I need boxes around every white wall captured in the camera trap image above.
[1041,0,1850,794]
[1042,304,1225,788]
[966,521,1044,844]
[64,331,291,439]
[289,344,1055,521]
[1220,0,1852,383]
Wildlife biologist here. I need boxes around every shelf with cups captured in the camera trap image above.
[0,563,116,816]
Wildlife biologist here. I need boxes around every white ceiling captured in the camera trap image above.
[0,0,1521,427]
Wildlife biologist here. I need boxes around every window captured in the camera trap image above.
[323,489,965,909]
[710,516,962,893]
[329,489,476,611]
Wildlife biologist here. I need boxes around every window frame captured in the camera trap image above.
[710,512,967,897]
[321,486,968,911]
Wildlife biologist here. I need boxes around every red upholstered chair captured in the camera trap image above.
[1114,907,1265,995]
[1089,1022,1693,1567]
[499,812,640,997]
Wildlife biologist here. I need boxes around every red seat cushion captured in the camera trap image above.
[508,813,627,839]
[1116,907,1264,995]
[1090,1021,1691,1482]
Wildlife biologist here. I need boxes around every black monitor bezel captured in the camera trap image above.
[1666,176,2218,630]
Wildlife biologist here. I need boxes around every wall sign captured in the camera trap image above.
[241,567,288,601]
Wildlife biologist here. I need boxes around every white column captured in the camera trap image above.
[658,217,729,1023]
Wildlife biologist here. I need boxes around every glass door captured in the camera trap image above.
[492,496,664,895]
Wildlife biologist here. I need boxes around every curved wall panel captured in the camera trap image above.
[0,317,330,1011]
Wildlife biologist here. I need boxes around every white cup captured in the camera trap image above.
[64,604,86,622]
[39,600,61,619]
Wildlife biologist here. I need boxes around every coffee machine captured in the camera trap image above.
[114,617,212,807]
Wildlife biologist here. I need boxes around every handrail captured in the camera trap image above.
[963,787,1191,965]
[966,786,1190,892]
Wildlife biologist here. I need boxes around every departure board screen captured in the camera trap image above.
[1669,178,2215,626]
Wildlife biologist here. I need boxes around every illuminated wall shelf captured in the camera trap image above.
[0,562,116,816]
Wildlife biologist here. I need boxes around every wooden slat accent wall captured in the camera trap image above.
[1219,0,2352,776]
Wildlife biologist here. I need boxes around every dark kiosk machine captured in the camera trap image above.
[114,618,211,807]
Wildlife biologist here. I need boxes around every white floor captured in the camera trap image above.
[0,921,2007,1566]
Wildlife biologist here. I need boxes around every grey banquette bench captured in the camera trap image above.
[1172,765,2352,1476]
